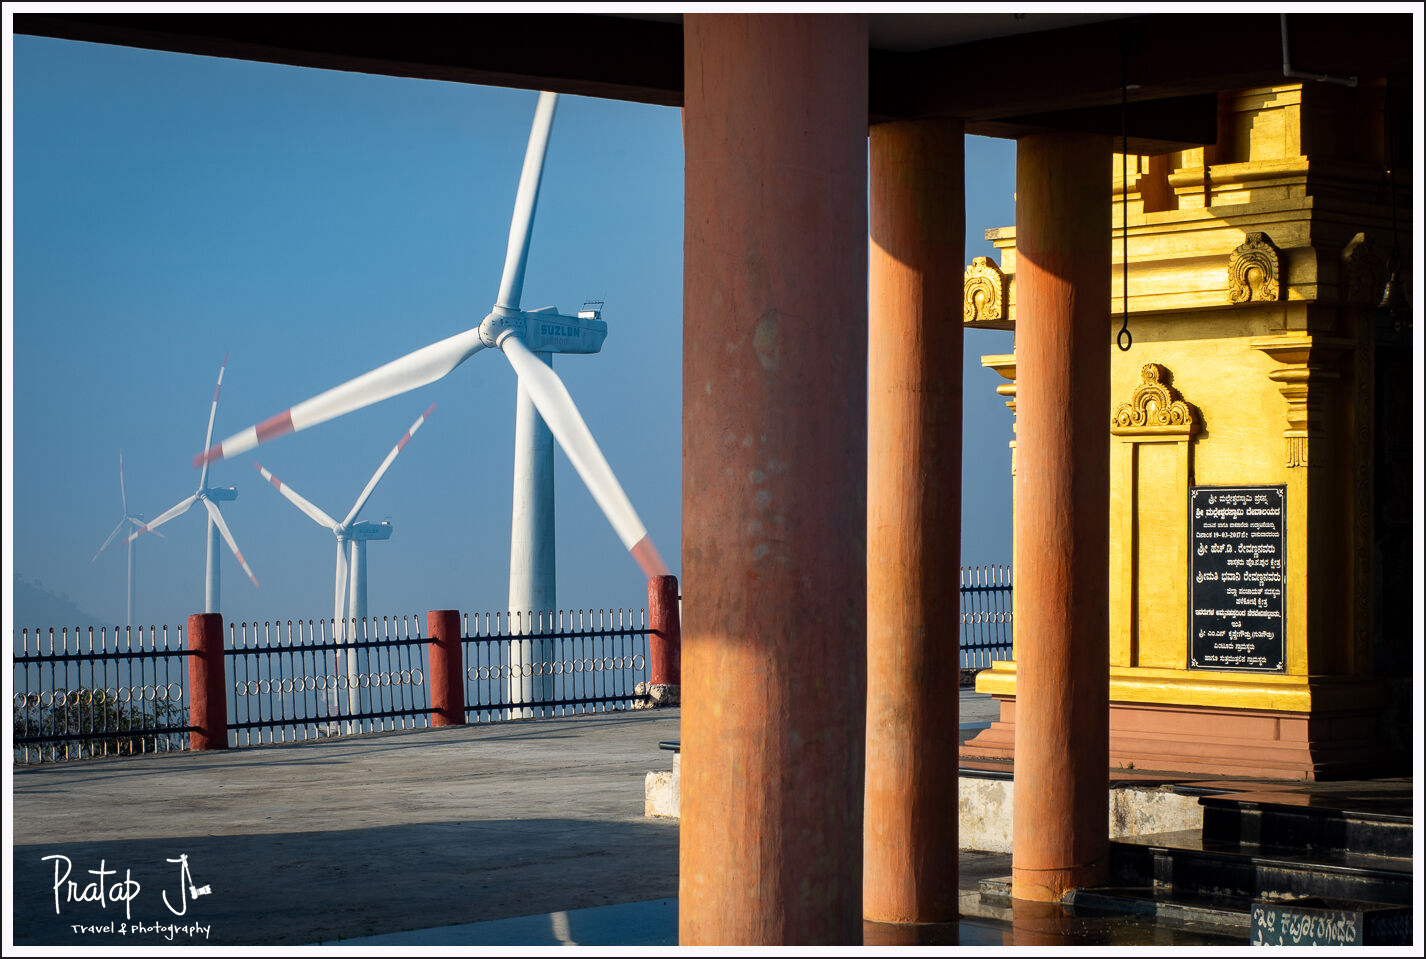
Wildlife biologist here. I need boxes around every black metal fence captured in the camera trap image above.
[226,616,432,746]
[15,569,1013,764]
[461,608,650,721]
[12,607,653,764]
[12,625,194,763]
[960,564,1014,669]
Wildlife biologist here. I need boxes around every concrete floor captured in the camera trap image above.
[12,709,681,946]
[8,691,1263,947]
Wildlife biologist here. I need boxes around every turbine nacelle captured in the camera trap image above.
[347,520,393,542]
[479,305,607,354]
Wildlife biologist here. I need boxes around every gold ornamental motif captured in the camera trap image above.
[1228,232,1281,304]
[1111,363,1199,432]
[963,256,1005,323]
[1342,232,1387,306]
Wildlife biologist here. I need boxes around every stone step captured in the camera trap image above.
[1199,793,1413,858]
[1062,885,1250,933]
[1111,830,1413,906]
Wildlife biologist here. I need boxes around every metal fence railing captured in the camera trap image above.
[15,568,1014,765]
[960,564,1014,669]
[226,616,431,746]
[12,625,194,763]
[12,608,653,764]
[461,608,650,722]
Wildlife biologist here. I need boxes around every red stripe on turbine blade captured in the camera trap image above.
[255,410,296,444]
[630,535,670,579]
[234,550,257,585]
[398,403,437,450]
[193,446,221,468]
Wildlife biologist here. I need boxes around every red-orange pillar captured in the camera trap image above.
[427,609,464,727]
[186,612,227,750]
[681,13,868,946]
[864,119,965,923]
[647,575,681,687]
[1011,132,1112,901]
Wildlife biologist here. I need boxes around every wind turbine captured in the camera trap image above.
[194,91,666,715]
[91,450,165,628]
[254,403,436,722]
[193,92,668,612]
[133,355,259,613]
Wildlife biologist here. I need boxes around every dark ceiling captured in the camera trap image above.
[14,11,1414,154]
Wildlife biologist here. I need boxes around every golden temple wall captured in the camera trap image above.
[963,82,1412,778]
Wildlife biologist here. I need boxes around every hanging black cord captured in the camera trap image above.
[1118,31,1133,351]
[1381,77,1406,331]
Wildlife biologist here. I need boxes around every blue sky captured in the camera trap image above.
[7,30,1017,630]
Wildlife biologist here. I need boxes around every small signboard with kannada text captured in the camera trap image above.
[1189,485,1286,672]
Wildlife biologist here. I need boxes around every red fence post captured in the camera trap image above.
[427,609,465,727]
[187,612,228,750]
[648,575,681,688]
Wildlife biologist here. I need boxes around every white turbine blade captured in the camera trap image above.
[118,450,128,515]
[256,462,340,531]
[496,91,558,311]
[499,335,669,578]
[127,517,166,540]
[194,329,484,467]
[126,493,198,543]
[202,498,259,588]
[199,353,228,489]
[92,518,128,563]
[334,539,349,638]
[341,403,436,528]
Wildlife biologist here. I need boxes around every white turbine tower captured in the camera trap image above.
[91,450,165,628]
[194,92,669,706]
[254,403,436,722]
[134,355,259,612]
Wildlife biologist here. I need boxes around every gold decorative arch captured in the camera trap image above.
[1228,232,1281,304]
[963,256,1005,323]
[1111,363,1199,434]
[1341,232,1387,306]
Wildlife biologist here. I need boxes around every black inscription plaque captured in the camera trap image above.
[1189,485,1286,671]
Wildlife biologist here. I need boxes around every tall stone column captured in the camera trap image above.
[864,119,965,923]
[681,13,868,945]
[1011,132,1112,902]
